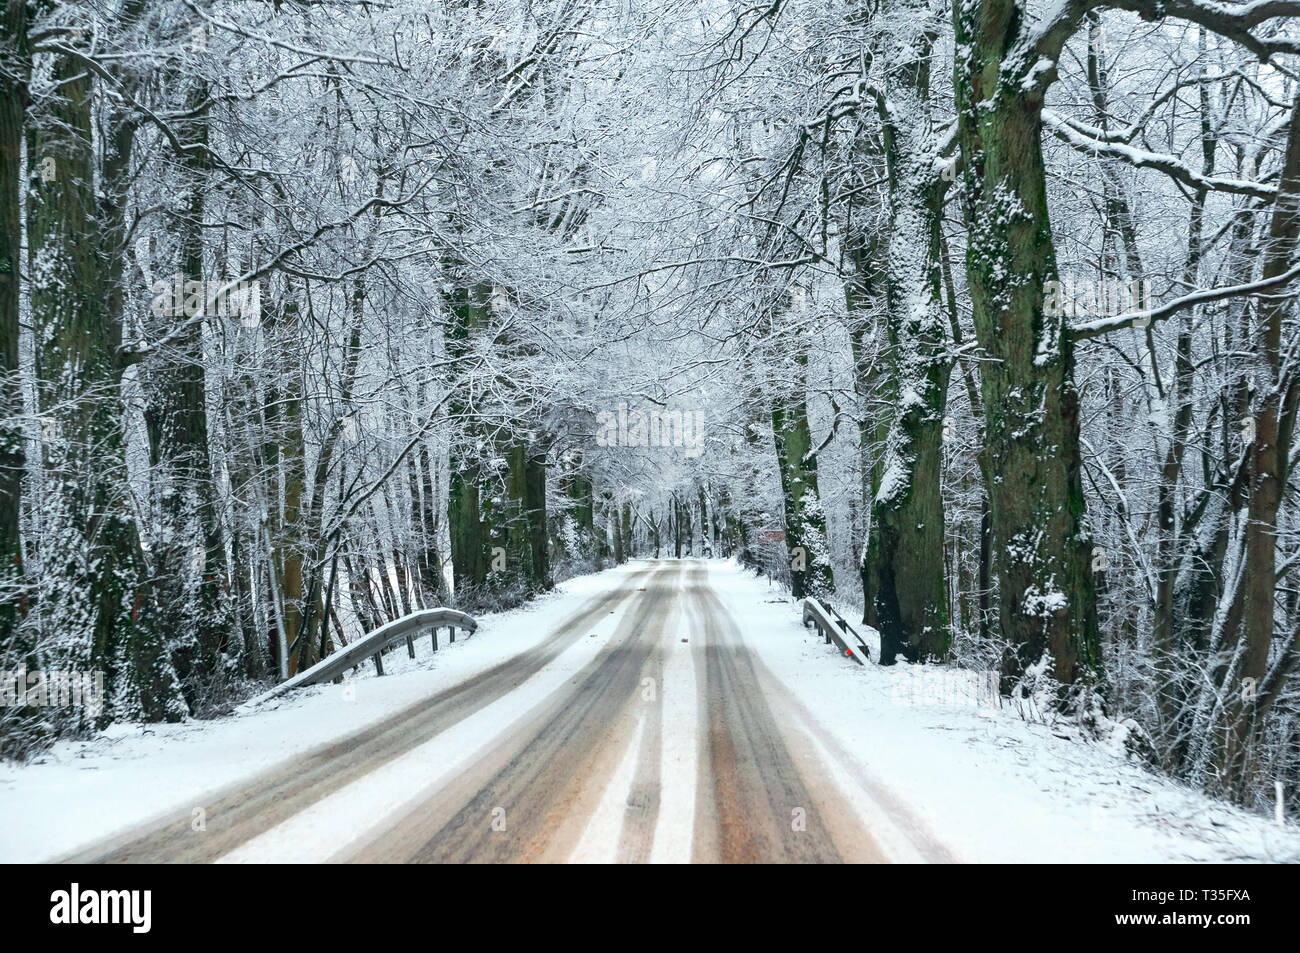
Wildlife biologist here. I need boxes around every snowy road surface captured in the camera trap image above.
[3,559,1299,863]
[61,562,941,863]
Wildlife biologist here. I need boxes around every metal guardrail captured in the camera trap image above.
[802,598,870,666]
[238,607,478,710]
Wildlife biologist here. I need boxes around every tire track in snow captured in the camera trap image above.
[65,568,655,864]
[686,565,886,863]
[611,573,677,864]
[341,563,681,863]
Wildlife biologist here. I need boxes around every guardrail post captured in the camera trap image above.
[406,635,416,659]
[373,652,385,676]
[449,626,456,643]
[430,627,438,653]
[802,598,869,666]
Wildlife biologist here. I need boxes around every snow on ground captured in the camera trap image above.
[3,557,1298,863]
[0,563,648,863]
[705,561,1300,863]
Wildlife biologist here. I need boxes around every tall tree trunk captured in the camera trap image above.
[771,355,834,600]
[867,0,950,663]
[620,500,633,562]
[564,452,595,560]
[0,0,27,664]
[612,497,625,564]
[525,449,550,586]
[493,438,546,596]
[953,0,1100,695]
[845,200,886,628]
[1220,87,1300,802]
[447,283,491,599]
[29,53,185,723]
[143,75,229,707]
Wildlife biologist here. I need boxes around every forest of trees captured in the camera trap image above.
[2,0,1300,816]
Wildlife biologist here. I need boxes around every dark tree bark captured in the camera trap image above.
[952,0,1101,693]
[771,355,834,600]
[0,0,27,662]
[447,283,492,599]
[143,75,230,706]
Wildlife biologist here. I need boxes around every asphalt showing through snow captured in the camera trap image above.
[69,561,931,864]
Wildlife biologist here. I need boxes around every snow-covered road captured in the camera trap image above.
[3,559,1298,863]
[54,562,940,863]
